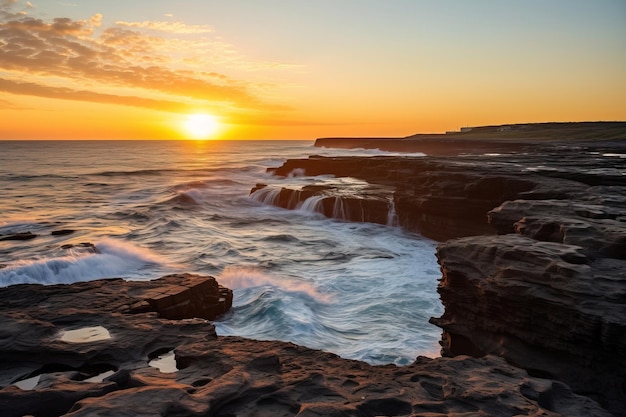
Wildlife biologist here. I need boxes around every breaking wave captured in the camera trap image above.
[0,238,164,286]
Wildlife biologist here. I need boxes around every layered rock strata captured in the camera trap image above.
[433,187,626,415]
[263,154,595,241]
[0,274,609,416]
[258,140,626,415]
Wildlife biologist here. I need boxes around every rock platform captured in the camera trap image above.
[0,275,608,416]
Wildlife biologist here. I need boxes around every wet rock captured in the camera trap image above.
[0,275,608,417]
[431,234,626,414]
[251,183,394,225]
[51,229,75,236]
[128,274,234,320]
[0,231,38,241]
[60,242,99,253]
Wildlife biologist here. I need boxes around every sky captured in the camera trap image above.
[0,0,625,140]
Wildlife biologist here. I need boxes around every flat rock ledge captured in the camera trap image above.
[0,274,607,417]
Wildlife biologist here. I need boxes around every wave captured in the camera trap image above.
[1,173,78,181]
[0,238,164,287]
[175,178,241,189]
[213,263,440,365]
[260,234,300,243]
[214,267,333,347]
[317,146,427,157]
[159,178,246,207]
[164,189,205,206]
[93,168,184,177]
[216,266,331,303]
[0,220,42,233]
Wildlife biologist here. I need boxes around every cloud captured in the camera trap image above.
[0,77,190,112]
[0,96,18,108]
[0,2,289,113]
[115,19,213,34]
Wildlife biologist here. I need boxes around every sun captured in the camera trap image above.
[183,113,219,139]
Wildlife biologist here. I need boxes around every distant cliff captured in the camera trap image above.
[314,121,626,155]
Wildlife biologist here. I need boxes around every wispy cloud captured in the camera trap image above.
[0,77,190,112]
[115,19,213,34]
[0,1,290,114]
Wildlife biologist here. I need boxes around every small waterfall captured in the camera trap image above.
[358,200,366,222]
[287,190,301,210]
[298,195,325,214]
[387,197,399,227]
[251,187,281,206]
[332,197,347,220]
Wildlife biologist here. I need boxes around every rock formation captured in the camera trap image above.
[0,275,609,416]
[252,138,626,415]
[433,183,626,414]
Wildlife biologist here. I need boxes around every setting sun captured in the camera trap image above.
[184,114,220,140]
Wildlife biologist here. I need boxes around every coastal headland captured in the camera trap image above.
[314,121,626,155]
[1,122,625,416]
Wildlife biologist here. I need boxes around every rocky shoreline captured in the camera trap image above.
[251,136,626,415]
[1,129,625,416]
[0,276,612,417]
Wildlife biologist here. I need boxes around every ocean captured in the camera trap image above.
[0,140,442,365]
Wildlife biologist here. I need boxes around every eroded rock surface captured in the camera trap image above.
[0,272,608,417]
[432,181,626,414]
[0,273,232,416]
[260,139,626,415]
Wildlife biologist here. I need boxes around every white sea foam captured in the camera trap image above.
[297,195,325,214]
[214,221,443,365]
[316,146,426,157]
[250,187,281,205]
[0,140,443,365]
[0,238,163,287]
[217,266,331,303]
[287,168,306,177]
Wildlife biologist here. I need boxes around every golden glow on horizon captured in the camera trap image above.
[183,113,220,140]
[0,2,624,140]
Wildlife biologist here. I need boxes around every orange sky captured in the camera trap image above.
[1,1,625,140]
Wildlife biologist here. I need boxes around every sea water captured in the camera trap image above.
[0,140,442,365]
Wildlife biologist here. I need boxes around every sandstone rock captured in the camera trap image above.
[128,274,234,320]
[0,274,609,417]
[431,234,626,414]
[251,183,394,225]
[0,274,231,389]
[265,156,544,241]
[489,198,626,259]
